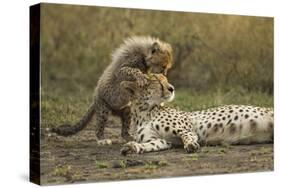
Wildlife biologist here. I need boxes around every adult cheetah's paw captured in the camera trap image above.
[184,141,200,153]
[121,141,143,156]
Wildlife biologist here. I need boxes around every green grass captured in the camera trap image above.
[39,5,273,130]
[95,161,109,169]
[169,88,273,112]
[41,4,273,93]
[41,86,273,129]
[184,153,199,161]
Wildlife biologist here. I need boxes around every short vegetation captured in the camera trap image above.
[40,4,273,128]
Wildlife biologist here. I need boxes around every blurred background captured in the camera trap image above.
[40,3,273,126]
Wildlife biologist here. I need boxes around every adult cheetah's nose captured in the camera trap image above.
[168,85,174,93]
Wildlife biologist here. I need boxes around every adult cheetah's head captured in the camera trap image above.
[121,74,175,107]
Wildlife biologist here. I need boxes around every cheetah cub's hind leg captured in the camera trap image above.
[121,139,172,155]
[95,102,114,146]
[120,107,134,141]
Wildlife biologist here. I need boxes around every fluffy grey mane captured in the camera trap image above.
[111,36,161,63]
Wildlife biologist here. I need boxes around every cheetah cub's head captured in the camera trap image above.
[121,74,175,107]
[145,40,173,75]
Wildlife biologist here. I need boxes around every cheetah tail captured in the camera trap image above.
[51,103,95,136]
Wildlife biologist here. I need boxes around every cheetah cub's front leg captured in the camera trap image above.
[178,128,200,153]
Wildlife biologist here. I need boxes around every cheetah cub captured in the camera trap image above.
[120,74,273,155]
[51,36,173,145]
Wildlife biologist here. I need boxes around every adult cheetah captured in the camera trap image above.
[120,74,274,155]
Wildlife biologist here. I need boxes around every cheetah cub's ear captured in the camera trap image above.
[121,81,139,96]
[151,42,160,54]
[146,42,161,68]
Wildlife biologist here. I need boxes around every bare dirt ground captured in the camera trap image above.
[40,122,273,185]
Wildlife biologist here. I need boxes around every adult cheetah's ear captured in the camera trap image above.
[151,42,160,54]
[121,81,138,96]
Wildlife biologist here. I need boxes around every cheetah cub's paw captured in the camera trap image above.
[121,141,143,156]
[136,74,149,87]
[184,141,200,153]
[97,139,113,146]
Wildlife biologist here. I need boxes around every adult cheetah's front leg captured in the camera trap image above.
[121,139,172,155]
[178,128,200,153]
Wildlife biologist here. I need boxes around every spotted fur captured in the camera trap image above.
[51,36,173,145]
[121,74,274,155]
